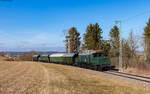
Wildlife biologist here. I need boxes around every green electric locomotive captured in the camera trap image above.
[75,50,111,70]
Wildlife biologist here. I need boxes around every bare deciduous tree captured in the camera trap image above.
[128,31,139,57]
[122,31,139,69]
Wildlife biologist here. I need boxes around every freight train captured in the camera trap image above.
[32,50,113,71]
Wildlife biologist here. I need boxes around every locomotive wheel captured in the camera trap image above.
[85,65,88,69]
[94,66,98,71]
[83,64,86,68]
[98,66,103,71]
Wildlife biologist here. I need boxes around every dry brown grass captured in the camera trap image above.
[0,59,150,94]
[110,56,150,77]
[0,62,46,94]
[124,63,150,77]
[42,63,150,94]
[0,56,7,62]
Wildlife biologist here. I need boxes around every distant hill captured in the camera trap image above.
[0,51,65,56]
[136,51,144,54]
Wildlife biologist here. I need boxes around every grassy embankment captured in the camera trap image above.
[0,57,149,94]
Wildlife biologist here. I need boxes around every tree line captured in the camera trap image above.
[65,18,150,66]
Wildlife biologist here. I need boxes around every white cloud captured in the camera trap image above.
[0,30,65,51]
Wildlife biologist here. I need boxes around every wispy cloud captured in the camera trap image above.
[0,29,65,51]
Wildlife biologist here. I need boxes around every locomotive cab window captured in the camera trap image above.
[93,53,102,57]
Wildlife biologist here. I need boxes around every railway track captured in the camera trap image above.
[104,70,150,83]
[72,65,150,83]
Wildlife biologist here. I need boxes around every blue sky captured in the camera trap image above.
[0,0,150,51]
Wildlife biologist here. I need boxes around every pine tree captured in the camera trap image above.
[109,25,120,56]
[84,24,93,50]
[144,18,150,62]
[68,27,80,53]
[94,23,103,49]
[83,23,103,50]
[101,40,111,56]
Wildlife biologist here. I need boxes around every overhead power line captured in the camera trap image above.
[123,10,150,22]
[115,10,150,72]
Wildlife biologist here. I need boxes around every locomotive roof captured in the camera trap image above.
[50,53,75,57]
[50,53,65,57]
[93,50,103,53]
[79,50,103,55]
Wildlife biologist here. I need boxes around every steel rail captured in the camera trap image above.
[104,71,150,83]
[109,70,150,79]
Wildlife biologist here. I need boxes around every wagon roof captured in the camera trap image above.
[50,53,75,57]
[32,55,39,57]
[50,53,65,57]
[63,53,75,57]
